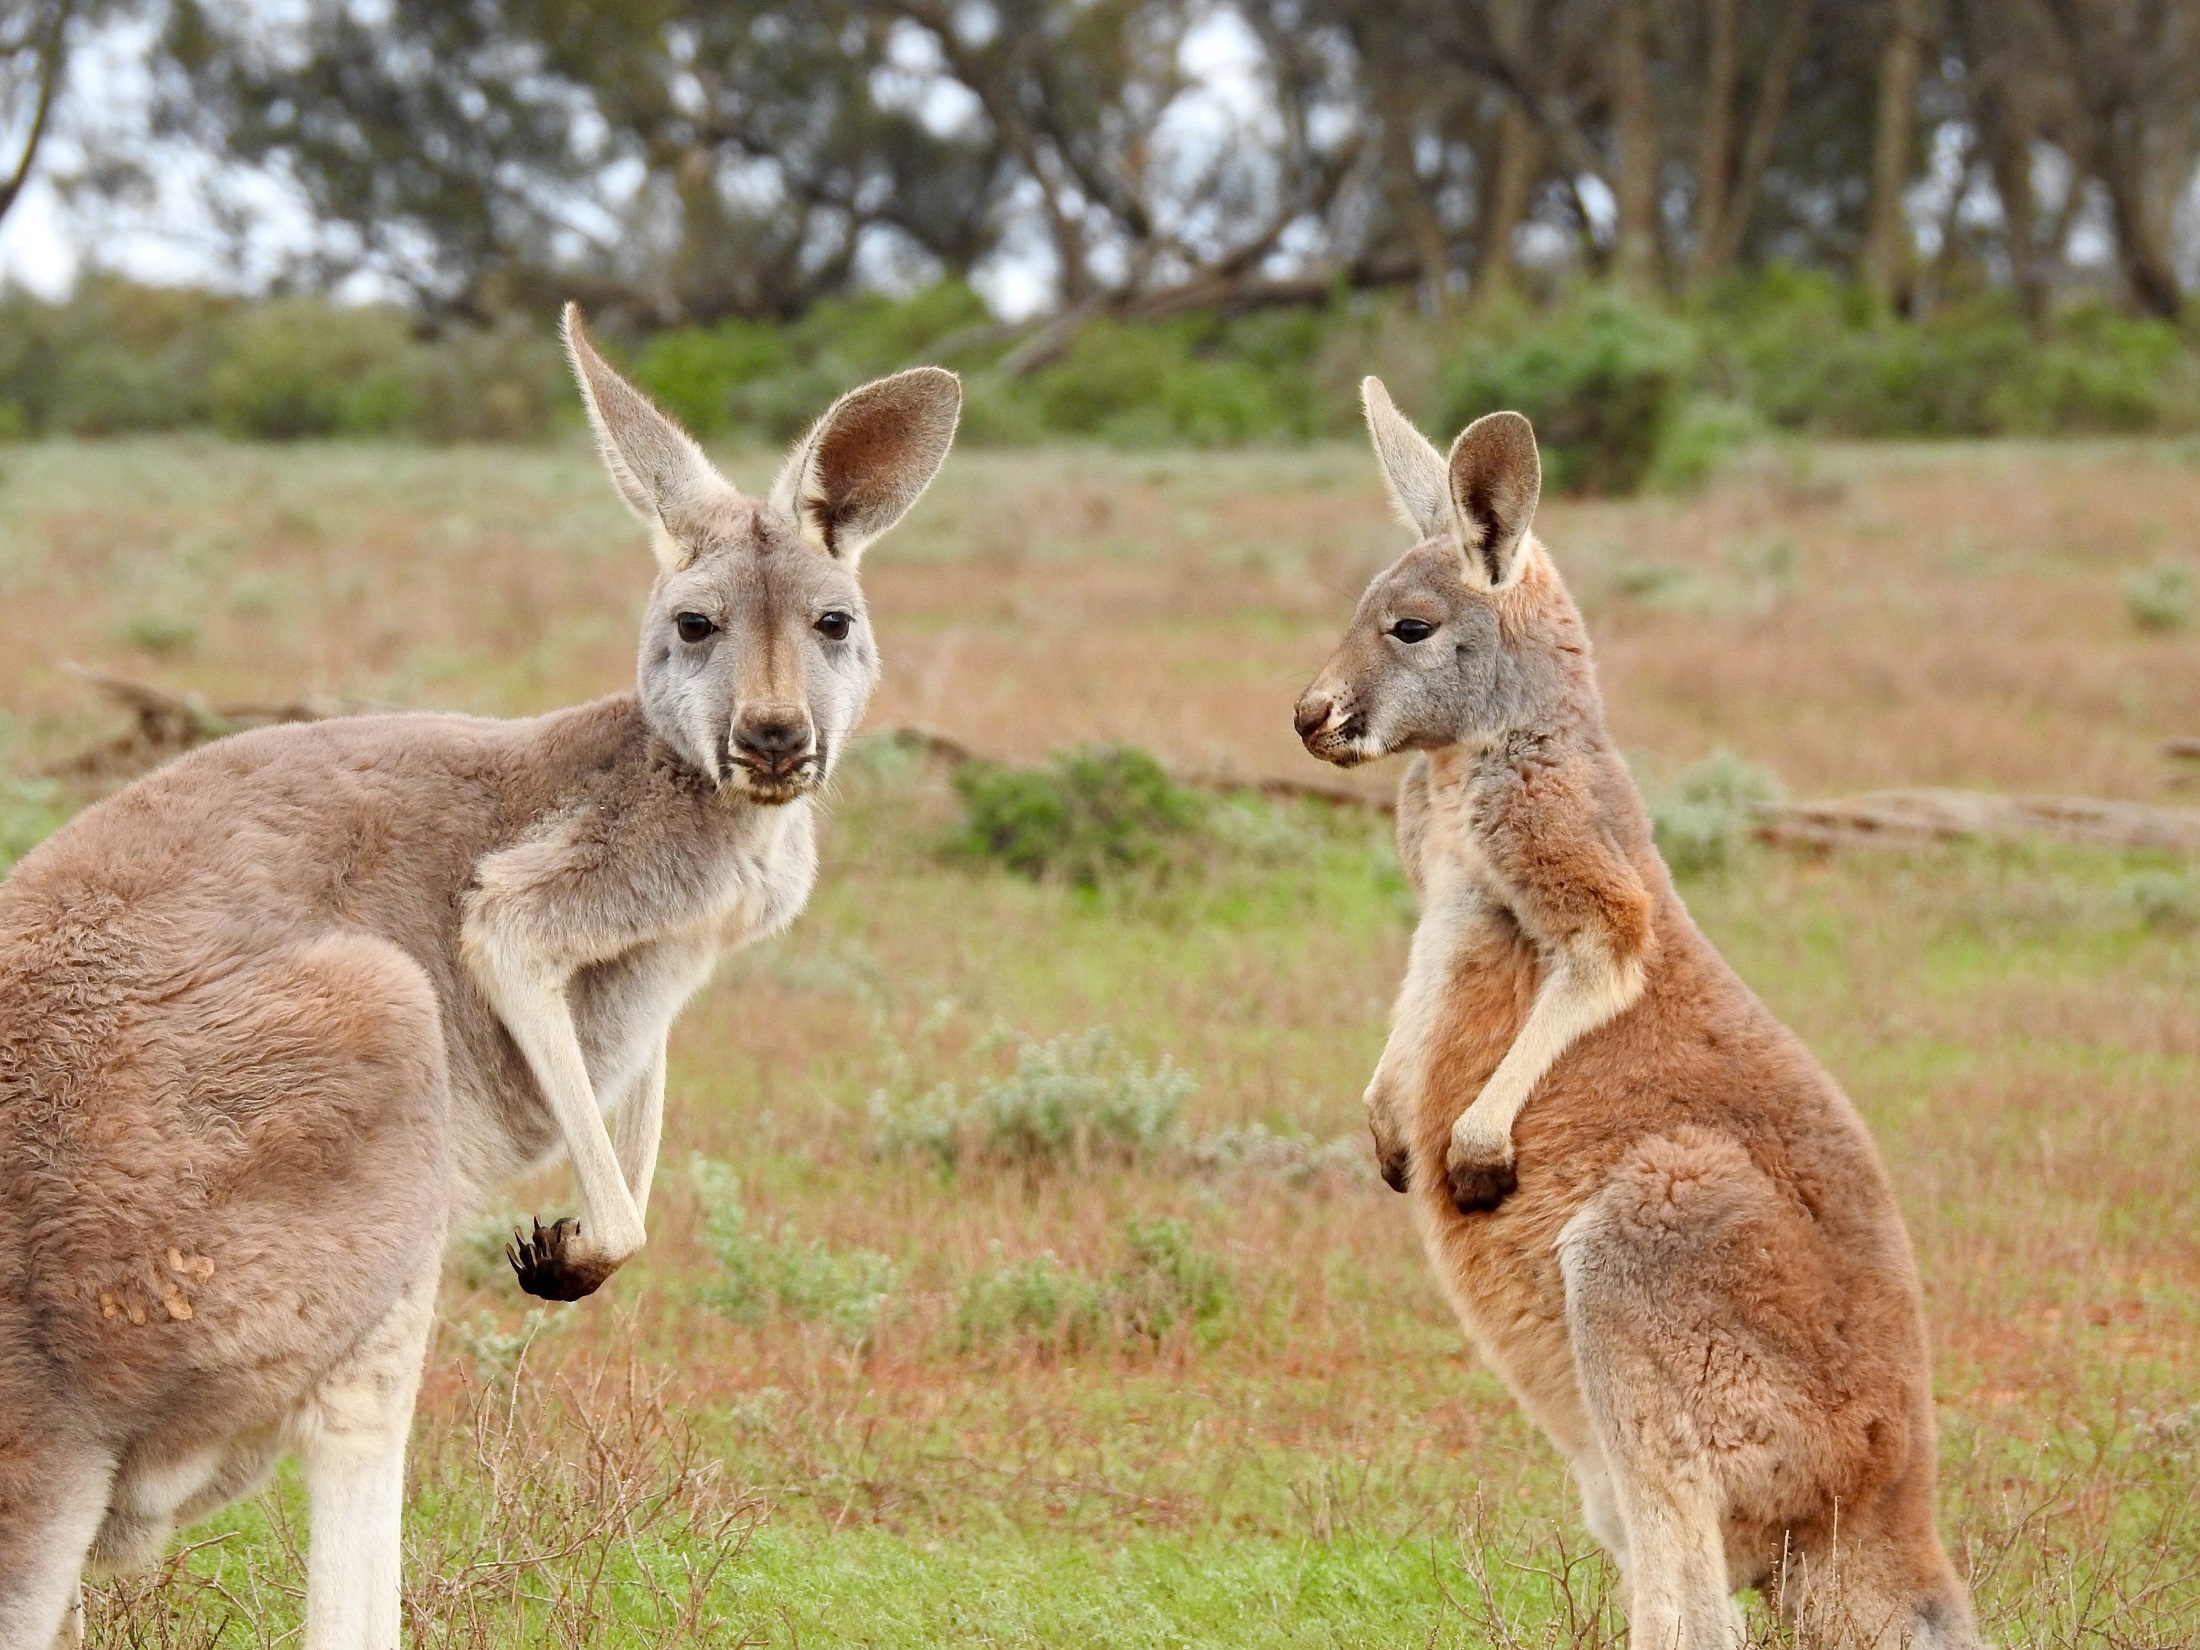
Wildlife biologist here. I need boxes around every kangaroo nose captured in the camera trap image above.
[1293,696,1332,742]
[732,709,813,774]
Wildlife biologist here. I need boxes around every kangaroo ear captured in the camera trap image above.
[770,367,962,565]
[1362,377,1453,543]
[1447,410,1541,589]
[563,303,733,570]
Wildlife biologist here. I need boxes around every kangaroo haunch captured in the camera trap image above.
[1295,381,1982,1650]
[0,307,961,1650]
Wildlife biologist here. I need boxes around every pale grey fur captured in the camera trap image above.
[0,310,960,1649]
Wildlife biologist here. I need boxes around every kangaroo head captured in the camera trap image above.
[564,304,960,803]
[1296,379,1572,767]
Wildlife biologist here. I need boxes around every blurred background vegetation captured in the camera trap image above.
[5,0,2200,484]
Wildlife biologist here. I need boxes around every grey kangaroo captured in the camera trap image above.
[0,306,960,1648]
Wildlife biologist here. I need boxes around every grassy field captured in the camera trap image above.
[0,435,2193,1645]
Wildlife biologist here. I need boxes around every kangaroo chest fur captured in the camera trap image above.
[1389,751,1541,1104]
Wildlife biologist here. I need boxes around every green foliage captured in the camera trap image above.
[950,745,1206,887]
[8,270,2200,456]
[1648,750,1783,877]
[629,283,992,440]
[1024,314,1323,446]
[953,1218,1231,1358]
[691,1159,896,1346]
[2124,869,2198,932]
[953,1246,1109,1358]
[871,1027,1193,1173]
[1110,1217,1231,1344]
[0,280,568,442]
[1190,1123,1367,1186]
[1441,291,1702,494]
[2124,561,2195,632]
[1707,269,2195,438]
[0,774,68,875]
[210,300,416,438]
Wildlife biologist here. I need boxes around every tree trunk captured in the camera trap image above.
[1706,0,1810,274]
[1955,0,2050,331]
[1862,0,1926,309]
[2098,109,2183,316]
[1689,0,1741,286]
[1477,101,1542,302]
[1609,0,1660,286]
[1373,70,1453,311]
[0,0,72,226]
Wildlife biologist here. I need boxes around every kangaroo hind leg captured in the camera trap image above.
[293,1250,440,1650]
[0,1434,111,1650]
[1557,1127,1825,1650]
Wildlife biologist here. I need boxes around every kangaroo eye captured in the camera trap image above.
[814,610,853,642]
[675,612,716,644]
[1391,618,1436,644]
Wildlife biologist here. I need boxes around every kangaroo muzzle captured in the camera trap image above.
[728,706,818,798]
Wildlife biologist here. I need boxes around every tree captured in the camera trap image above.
[0,0,82,227]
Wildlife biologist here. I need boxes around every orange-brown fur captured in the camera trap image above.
[1300,387,1980,1648]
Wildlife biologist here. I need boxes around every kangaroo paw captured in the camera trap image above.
[508,1215,616,1301]
[1446,1152,1517,1215]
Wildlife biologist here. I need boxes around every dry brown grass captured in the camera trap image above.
[8,436,2194,1644]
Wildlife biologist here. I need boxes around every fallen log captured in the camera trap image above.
[1754,789,2200,855]
[44,666,368,781]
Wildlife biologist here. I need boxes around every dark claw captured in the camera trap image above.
[1378,1152,1411,1194]
[1448,1157,1517,1215]
[507,1215,614,1302]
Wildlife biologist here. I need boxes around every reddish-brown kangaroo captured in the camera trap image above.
[1294,380,1983,1649]
[0,308,960,1649]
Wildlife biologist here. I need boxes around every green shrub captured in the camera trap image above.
[1190,1123,1367,1186]
[630,319,793,437]
[0,774,68,874]
[953,1218,1230,1359]
[631,281,996,441]
[1024,317,1312,446]
[2124,561,2195,632]
[950,745,1206,887]
[1649,749,1782,876]
[1709,270,2192,439]
[954,1246,1109,1358]
[691,1159,896,1346]
[871,1026,1193,1172]
[2125,869,2198,931]
[404,318,570,442]
[1441,290,1699,495]
[1112,1217,1231,1345]
[210,299,418,439]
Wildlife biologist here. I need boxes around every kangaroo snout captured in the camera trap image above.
[1294,686,1366,765]
[730,707,817,792]
[1292,694,1334,742]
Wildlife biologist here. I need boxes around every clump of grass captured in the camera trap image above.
[871,1026,1193,1173]
[119,611,201,656]
[0,774,69,874]
[954,1247,1109,1358]
[2124,560,2194,631]
[2124,868,2198,931]
[448,1205,529,1291]
[949,744,1206,886]
[1649,749,1782,876]
[448,1307,553,1387]
[691,1159,896,1346]
[954,1218,1231,1359]
[1191,1123,1369,1187]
